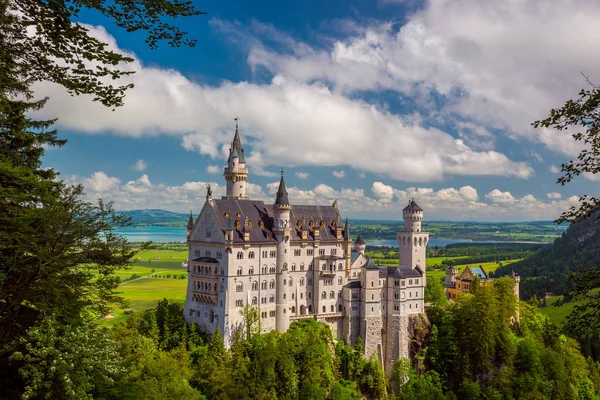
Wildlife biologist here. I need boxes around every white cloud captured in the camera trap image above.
[295,171,310,180]
[332,170,346,179]
[206,165,221,174]
[246,2,599,157]
[32,24,533,183]
[549,165,561,173]
[358,172,366,179]
[547,192,562,199]
[485,189,515,204]
[132,159,147,172]
[583,172,600,181]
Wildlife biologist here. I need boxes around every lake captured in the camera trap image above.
[116,226,515,247]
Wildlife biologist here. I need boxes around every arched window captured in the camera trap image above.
[338,277,343,285]
[291,264,296,272]
[322,305,326,313]
[338,304,343,312]
[210,310,215,323]
[237,251,244,259]
[252,281,258,291]
[418,237,422,246]
[291,306,296,313]
[237,267,243,276]
[300,263,305,271]
[321,291,326,299]
[261,280,267,290]
[300,278,305,286]
[236,282,243,292]
[269,266,276,274]
[338,263,343,271]
[331,305,335,312]
[289,277,293,286]
[262,266,267,274]
[283,263,288,271]
[308,305,312,313]
[252,297,257,305]
[205,250,211,257]
[249,251,255,259]
[249,267,254,275]
[322,263,326,271]
[270,280,275,289]
[330,291,335,299]
[414,238,417,246]
[269,295,275,303]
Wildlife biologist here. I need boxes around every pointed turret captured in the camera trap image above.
[223,118,249,199]
[274,167,290,207]
[187,210,194,237]
[344,217,350,240]
[232,119,245,163]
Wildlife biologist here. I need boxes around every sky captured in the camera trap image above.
[37,0,600,222]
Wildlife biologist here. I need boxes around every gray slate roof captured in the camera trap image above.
[393,266,423,278]
[192,257,219,264]
[274,174,290,206]
[208,199,343,244]
[354,235,365,245]
[403,200,423,212]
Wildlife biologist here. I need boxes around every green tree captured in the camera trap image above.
[240,304,262,340]
[425,277,447,307]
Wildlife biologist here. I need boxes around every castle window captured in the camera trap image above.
[249,251,255,259]
[338,291,342,298]
[409,279,413,285]
[252,281,258,291]
[409,304,412,309]
[262,251,267,258]
[237,251,244,260]
[262,281,267,290]
[292,306,296,313]
[322,263,327,271]
[283,294,286,300]
[330,249,336,255]
[292,293,295,299]
[294,249,301,256]
[291,264,296,271]
[338,277,343,285]
[237,267,243,276]
[216,252,222,259]
[301,293,304,299]
[236,300,243,307]
[321,291,326,299]
[259,221,264,228]
[261,266,267,274]
[205,250,211,257]
[307,249,314,256]
[270,280,275,289]
[372,294,374,300]
[289,277,293,286]
[224,212,229,218]
[415,279,419,284]
[331,305,334,312]
[297,220,302,228]
[338,304,343,312]
[300,263,305,271]
[319,249,325,256]
[330,291,335,299]
[252,297,257,305]
[194,249,201,257]
[371,281,374,287]
[300,278,305,286]
[249,267,254,275]
[402,280,406,286]
[236,212,241,218]
[236,282,243,292]
[283,263,288,271]
[269,295,275,303]
[270,251,276,258]
[309,220,314,228]
[320,221,325,228]
[235,220,241,228]
[269,266,276,274]
[308,263,313,271]
[409,292,412,298]
[338,263,343,271]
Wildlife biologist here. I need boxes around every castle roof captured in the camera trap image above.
[403,199,423,212]
[274,170,290,206]
[354,235,365,245]
[205,199,343,244]
[232,123,245,163]
[363,258,379,269]
[191,257,219,264]
[393,265,423,278]
[187,211,194,230]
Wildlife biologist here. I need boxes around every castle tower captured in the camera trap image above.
[273,168,291,332]
[353,235,366,254]
[223,119,249,200]
[445,266,458,288]
[397,200,429,274]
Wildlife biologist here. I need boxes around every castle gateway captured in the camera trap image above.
[184,123,428,372]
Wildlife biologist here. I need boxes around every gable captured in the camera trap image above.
[190,201,225,243]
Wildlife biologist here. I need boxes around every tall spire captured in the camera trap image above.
[344,217,350,240]
[231,116,245,163]
[187,210,194,236]
[274,167,290,206]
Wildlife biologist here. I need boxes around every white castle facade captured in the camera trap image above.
[184,124,428,371]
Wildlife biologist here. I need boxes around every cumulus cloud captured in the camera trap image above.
[549,165,561,173]
[547,192,562,199]
[206,165,221,174]
[246,1,599,157]
[485,189,515,204]
[295,171,310,180]
[132,159,147,172]
[332,170,346,179]
[33,24,533,183]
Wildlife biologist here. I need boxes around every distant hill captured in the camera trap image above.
[496,213,600,299]
[122,209,189,227]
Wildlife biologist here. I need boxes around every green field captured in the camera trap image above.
[101,250,189,326]
[539,288,600,326]
[425,259,522,282]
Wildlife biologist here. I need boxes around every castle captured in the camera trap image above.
[444,264,520,300]
[184,123,428,372]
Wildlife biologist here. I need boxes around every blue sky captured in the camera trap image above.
[39,0,599,221]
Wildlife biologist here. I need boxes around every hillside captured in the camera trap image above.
[123,209,189,227]
[496,213,600,299]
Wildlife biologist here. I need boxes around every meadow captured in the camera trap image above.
[538,288,599,326]
[101,249,188,326]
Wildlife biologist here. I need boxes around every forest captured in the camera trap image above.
[3,279,600,399]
